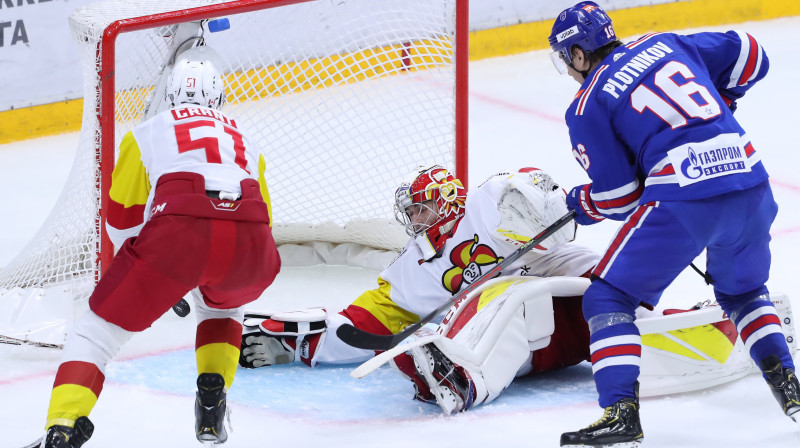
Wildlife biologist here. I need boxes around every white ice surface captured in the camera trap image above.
[2,17,800,448]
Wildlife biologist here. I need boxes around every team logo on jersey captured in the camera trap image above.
[442,235,503,293]
[680,147,704,180]
[667,134,751,187]
[151,202,167,216]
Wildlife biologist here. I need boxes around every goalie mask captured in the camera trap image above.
[166,45,226,110]
[395,165,466,260]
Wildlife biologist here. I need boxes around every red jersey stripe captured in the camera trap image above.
[593,184,644,210]
[593,202,655,276]
[651,164,675,176]
[739,33,759,86]
[106,199,145,230]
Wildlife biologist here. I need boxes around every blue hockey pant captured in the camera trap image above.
[582,181,792,407]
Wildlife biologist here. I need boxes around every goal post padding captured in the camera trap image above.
[0,0,468,347]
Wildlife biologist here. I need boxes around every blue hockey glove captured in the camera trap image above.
[566,184,605,225]
[720,94,737,114]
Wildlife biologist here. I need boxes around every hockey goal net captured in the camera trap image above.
[0,0,468,347]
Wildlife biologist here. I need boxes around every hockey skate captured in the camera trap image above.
[760,355,800,423]
[195,373,230,445]
[410,343,475,415]
[38,416,94,448]
[560,397,643,447]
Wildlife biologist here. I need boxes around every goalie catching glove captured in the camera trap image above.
[495,167,576,251]
[239,308,327,368]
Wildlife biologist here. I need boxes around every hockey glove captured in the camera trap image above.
[566,184,605,225]
[239,312,294,368]
[240,334,295,368]
[239,309,327,368]
[721,94,737,114]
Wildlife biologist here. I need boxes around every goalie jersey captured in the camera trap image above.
[567,31,769,221]
[335,172,599,341]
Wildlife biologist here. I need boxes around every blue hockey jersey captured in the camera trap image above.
[566,31,769,221]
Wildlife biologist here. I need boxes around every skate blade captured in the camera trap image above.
[789,408,800,427]
[20,437,43,448]
[561,441,641,448]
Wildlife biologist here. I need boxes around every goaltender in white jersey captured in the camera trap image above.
[241,165,597,412]
[240,165,795,415]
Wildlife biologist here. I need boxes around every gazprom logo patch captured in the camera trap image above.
[680,147,703,180]
[666,134,752,187]
[557,25,579,43]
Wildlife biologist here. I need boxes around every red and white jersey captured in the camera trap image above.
[135,105,261,192]
[106,105,271,247]
[336,174,599,339]
[379,177,598,320]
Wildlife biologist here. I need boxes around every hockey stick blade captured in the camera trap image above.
[335,210,576,351]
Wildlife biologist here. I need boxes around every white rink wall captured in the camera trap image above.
[2,0,684,111]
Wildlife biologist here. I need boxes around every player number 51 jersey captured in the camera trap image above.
[107,105,270,247]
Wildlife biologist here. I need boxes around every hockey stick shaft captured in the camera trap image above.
[0,335,63,349]
[335,210,576,351]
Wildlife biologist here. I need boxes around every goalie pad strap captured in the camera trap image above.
[261,319,326,336]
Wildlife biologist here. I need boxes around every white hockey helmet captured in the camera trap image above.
[166,45,226,110]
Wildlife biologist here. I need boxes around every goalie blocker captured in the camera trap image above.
[240,308,327,368]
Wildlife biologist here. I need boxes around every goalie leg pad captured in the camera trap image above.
[636,295,795,397]
[406,277,576,414]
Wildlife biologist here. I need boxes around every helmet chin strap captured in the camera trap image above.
[577,66,591,81]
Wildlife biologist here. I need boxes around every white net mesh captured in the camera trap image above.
[0,0,463,344]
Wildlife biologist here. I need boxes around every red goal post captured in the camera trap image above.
[90,0,470,276]
[0,0,468,347]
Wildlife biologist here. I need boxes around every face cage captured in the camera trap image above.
[549,49,571,75]
[394,196,441,237]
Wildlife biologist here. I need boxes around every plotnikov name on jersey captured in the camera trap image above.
[602,41,674,99]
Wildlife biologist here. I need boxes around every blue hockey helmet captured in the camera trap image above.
[548,2,617,75]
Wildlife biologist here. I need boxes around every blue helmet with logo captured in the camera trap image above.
[548,2,617,74]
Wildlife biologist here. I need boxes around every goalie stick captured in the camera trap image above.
[335,210,577,351]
